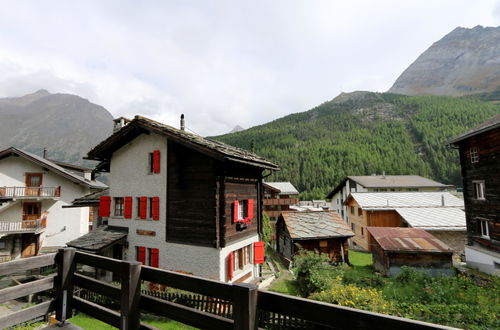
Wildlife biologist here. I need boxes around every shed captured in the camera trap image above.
[367,227,454,277]
[276,211,354,263]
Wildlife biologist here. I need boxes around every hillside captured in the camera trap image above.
[0,90,113,166]
[214,92,500,199]
[389,25,500,96]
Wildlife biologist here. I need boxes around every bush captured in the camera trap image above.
[294,250,331,296]
[261,213,272,244]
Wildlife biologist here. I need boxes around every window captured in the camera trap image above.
[136,246,159,267]
[470,147,479,163]
[149,150,161,174]
[358,208,363,216]
[361,227,364,236]
[479,219,489,238]
[136,197,141,217]
[233,244,253,271]
[473,181,485,200]
[341,210,344,218]
[351,223,355,233]
[233,199,254,223]
[149,197,154,218]
[114,197,124,216]
[350,206,355,214]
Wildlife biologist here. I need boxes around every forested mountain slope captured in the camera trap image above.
[214,92,500,199]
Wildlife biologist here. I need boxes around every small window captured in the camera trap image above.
[149,197,154,219]
[136,197,141,217]
[350,206,355,214]
[319,240,328,248]
[479,219,489,238]
[341,210,344,218]
[114,197,124,216]
[358,208,363,216]
[473,181,485,200]
[470,147,479,163]
[149,153,155,173]
[238,200,248,219]
[361,227,364,236]
[351,223,355,233]
[233,244,253,271]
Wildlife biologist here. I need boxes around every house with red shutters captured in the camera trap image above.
[68,115,279,283]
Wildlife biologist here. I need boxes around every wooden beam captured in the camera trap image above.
[120,261,141,330]
[0,253,56,276]
[73,273,121,301]
[56,248,76,323]
[233,283,258,330]
[75,251,123,273]
[0,300,56,329]
[73,296,121,328]
[0,275,55,304]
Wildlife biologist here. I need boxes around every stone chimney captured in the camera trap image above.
[43,148,47,159]
[441,194,445,206]
[180,114,185,131]
[113,117,131,133]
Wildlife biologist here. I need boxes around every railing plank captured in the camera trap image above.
[0,253,56,276]
[73,273,121,301]
[73,296,121,328]
[75,251,123,273]
[0,300,56,329]
[141,265,233,301]
[0,275,55,304]
[140,294,234,330]
[258,291,455,330]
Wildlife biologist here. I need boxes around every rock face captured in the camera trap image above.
[389,25,500,96]
[229,125,245,133]
[0,90,113,165]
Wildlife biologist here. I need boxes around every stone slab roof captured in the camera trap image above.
[66,226,127,252]
[281,211,354,240]
[396,207,466,231]
[367,227,453,253]
[65,188,109,208]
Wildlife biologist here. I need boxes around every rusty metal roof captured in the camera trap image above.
[281,211,354,240]
[367,227,453,253]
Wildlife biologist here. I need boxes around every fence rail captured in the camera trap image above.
[0,219,46,233]
[0,186,61,198]
[0,248,456,330]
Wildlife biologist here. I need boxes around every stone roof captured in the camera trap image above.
[396,207,466,231]
[66,226,127,252]
[281,211,354,240]
[66,188,109,207]
[448,113,500,145]
[87,115,279,171]
[367,227,453,253]
[347,192,463,209]
[263,182,299,195]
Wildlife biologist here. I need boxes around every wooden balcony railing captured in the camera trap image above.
[263,198,299,206]
[0,186,61,198]
[0,248,452,330]
[0,219,46,233]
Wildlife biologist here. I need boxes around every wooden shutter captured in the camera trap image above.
[138,246,146,264]
[233,200,239,223]
[247,199,254,220]
[124,196,133,219]
[153,150,161,173]
[254,241,265,264]
[151,248,159,267]
[152,197,160,220]
[99,196,111,217]
[140,197,147,219]
[228,252,234,280]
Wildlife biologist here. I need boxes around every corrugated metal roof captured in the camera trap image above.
[367,227,453,253]
[347,175,448,188]
[448,113,500,145]
[349,192,463,209]
[396,207,466,231]
[263,182,299,195]
[282,211,354,240]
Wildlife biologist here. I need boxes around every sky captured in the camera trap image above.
[0,1,498,136]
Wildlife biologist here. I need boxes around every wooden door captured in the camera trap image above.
[23,203,41,229]
[21,234,39,258]
[25,173,43,196]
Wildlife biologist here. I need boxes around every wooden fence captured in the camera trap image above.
[0,248,457,330]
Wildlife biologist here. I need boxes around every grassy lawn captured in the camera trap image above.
[349,250,373,266]
[70,313,196,329]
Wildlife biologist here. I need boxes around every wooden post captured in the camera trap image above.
[232,283,258,330]
[120,260,141,330]
[56,247,76,324]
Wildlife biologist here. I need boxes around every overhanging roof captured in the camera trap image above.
[396,207,466,231]
[263,182,299,195]
[448,113,500,146]
[367,227,453,253]
[281,211,354,240]
[66,226,127,252]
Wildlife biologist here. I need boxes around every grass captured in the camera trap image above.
[349,250,373,266]
[70,313,195,330]
[268,272,300,296]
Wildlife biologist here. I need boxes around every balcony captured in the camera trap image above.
[0,219,46,234]
[263,198,299,206]
[0,186,61,199]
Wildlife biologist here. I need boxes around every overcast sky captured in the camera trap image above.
[0,1,498,135]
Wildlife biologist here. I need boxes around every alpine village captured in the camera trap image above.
[0,24,499,330]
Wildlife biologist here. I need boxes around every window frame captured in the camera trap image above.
[148,152,155,174]
[470,147,479,164]
[473,181,485,200]
[479,219,489,239]
[114,197,124,217]
[233,244,253,273]
[358,208,363,216]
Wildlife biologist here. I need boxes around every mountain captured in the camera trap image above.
[0,90,113,166]
[389,25,500,96]
[214,92,500,199]
[229,125,245,134]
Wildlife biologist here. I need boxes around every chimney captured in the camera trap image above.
[382,171,386,178]
[43,148,47,159]
[386,199,389,207]
[441,194,445,206]
[180,114,185,131]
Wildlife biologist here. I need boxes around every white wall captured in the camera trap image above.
[465,245,500,275]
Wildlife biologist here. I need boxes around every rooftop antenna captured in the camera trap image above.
[441,194,445,206]
[180,114,185,131]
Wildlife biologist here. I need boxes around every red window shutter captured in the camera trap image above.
[138,246,146,264]
[153,150,161,173]
[152,197,160,220]
[254,241,265,264]
[151,248,159,267]
[228,252,234,280]
[140,197,147,219]
[233,200,239,223]
[124,196,133,219]
[99,196,111,217]
[247,199,254,220]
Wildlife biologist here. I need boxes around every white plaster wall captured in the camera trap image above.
[465,245,500,275]
[219,234,260,283]
[0,156,91,247]
[108,133,168,263]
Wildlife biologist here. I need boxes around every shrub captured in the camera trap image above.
[261,213,272,244]
[294,250,331,296]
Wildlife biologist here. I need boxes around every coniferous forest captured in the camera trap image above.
[214,92,500,199]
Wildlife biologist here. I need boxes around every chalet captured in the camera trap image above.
[276,211,354,263]
[367,227,454,277]
[448,114,500,275]
[262,182,299,221]
[69,115,279,283]
[0,147,107,261]
[344,192,465,252]
[327,175,449,222]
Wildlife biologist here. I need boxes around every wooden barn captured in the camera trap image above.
[276,211,354,263]
[367,227,454,277]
